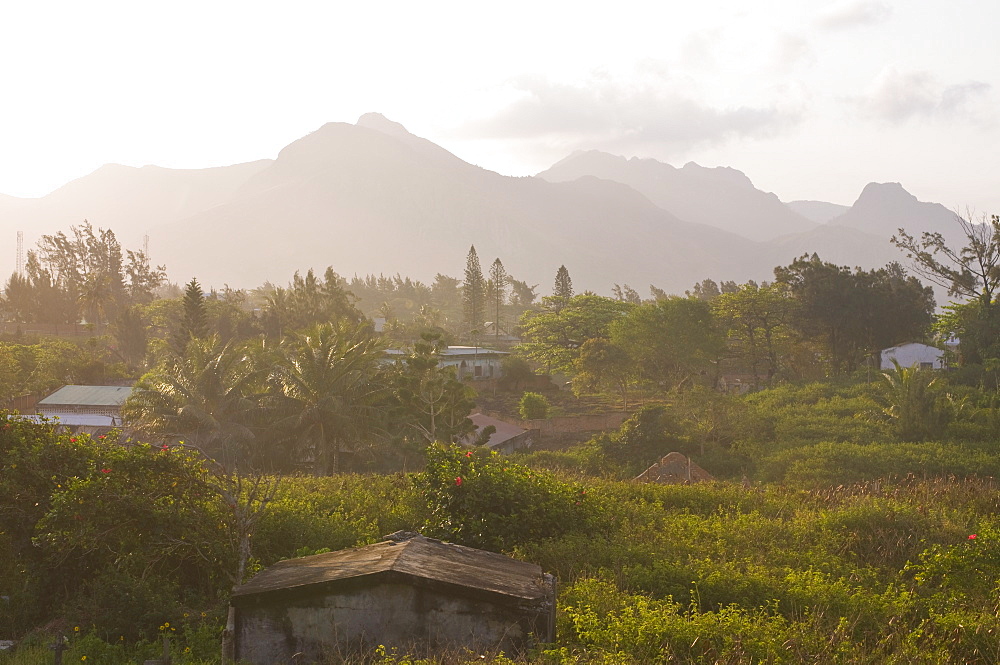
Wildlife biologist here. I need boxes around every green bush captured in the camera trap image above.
[418,444,592,551]
[518,391,550,420]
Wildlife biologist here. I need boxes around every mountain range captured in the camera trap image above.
[0,113,967,297]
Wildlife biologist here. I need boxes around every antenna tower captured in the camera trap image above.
[143,234,149,258]
[16,230,24,276]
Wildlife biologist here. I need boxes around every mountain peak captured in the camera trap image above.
[356,112,411,138]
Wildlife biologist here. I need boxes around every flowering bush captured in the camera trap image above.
[417,443,592,551]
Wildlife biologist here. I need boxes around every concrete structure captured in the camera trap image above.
[880,342,946,370]
[463,413,535,454]
[231,534,556,663]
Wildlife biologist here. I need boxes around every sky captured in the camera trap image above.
[1,0,998,212]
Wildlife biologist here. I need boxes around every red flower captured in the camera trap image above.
[98,435,106,440]
[465,451,473,458]
[969,534,978,540]
[101,468,111,474]
[161,444,169,451]
[455,477,463,487]
[70,438,77,443]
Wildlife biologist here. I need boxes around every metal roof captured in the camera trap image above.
[37,385,133,407]
[232,535,548,603]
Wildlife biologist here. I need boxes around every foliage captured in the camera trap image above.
[518,391,550,420]
[611,296,724,390]
[774,256,934,374]
[518,294,633,373]
[418,444,591,551]
[390,332,476,448]
[877,361,951,441]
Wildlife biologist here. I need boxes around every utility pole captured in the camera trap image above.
[16,230,24,275]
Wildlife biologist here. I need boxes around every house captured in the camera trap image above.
[462,413,535,454]
[385,346,508,380]
[880,342,946,370]
[31,385,133,434]
[634,452,714,484]
[230,533,556,663]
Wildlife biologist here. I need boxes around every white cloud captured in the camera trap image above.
[816,1,892,30]
[460,72,803,157]
[860,67,991,123]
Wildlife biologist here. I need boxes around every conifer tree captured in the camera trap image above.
[173,278,209,350]
[489,258,508,342]
[463,246,485,333]
[553,265,573,310]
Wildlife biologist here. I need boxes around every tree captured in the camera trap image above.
[893,212,1000,364]
[123,336,263,464]
[774,255,934,374]
[488,258,508,343]
[518,294,633,374]
[271,322,387,474]
[611,296,725,391]
[391,332,476,452]
[553,265,574,310]
[173,278,210,350]
[713,282,793,386]
[575,338,638,411]
[612,283,642,304]
[463,246,486,333]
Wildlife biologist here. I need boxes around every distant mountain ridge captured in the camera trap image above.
[0,114,966,297]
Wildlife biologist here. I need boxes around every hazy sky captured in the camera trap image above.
[1,0,998,212]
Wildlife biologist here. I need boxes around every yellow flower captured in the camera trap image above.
[201,612,206,617]
[163,622,169,628]
[184,647,191,654]
[81,657,86,661]
[74,626,80,632]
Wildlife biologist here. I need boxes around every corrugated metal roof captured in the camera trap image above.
[37,385,133,407]
[232,535,548,602]
[466,413,527,448]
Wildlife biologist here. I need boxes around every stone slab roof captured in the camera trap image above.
[232,535,548,603]
[465,413,528,449]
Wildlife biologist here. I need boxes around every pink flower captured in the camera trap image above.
[969,534,978,540]
[455,477,463,487]
[101,468,111,474]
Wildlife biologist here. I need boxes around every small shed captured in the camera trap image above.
[231,534,556,663]
[463,413,535,454]
[880,342,945,370]
[635,452,714,484]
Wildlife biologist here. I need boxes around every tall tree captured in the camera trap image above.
[553,265,573,311]
[611,296,725,391]
[488,258,508,342]
[172,278,210,351]
[519,294,633,373]
[463,246,486,333]
[712,282,793,385]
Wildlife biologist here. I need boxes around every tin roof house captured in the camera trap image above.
[230,533,555,663]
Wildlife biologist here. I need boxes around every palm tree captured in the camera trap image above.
[880,360,950,442]
[123,336,264,467]
[270,322,387,474]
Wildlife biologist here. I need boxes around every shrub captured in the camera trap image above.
[518,391,550,420]
[417,444,592,551]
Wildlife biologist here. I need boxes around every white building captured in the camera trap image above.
[384,346,508,380]
[880,342,946,370]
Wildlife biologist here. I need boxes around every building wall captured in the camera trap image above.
[235,580,553,664]
[881,344,945,370]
